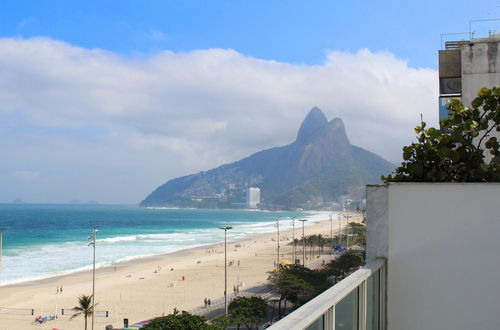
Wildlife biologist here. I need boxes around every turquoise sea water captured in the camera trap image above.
[0,204,319,285]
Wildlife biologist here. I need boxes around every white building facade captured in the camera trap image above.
[246,187,260,209]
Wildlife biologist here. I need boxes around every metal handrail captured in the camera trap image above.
[267,258,385,330]
[440,33,469,50]
[445,41,465,50]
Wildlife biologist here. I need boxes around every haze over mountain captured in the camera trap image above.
[140,107,395,209]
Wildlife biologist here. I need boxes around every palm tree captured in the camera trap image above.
[317,234,325,254]
[307,236,314,259]
[310,235,317,257]
[70,294,95,330]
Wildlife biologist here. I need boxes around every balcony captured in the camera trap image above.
[268,258,385,330]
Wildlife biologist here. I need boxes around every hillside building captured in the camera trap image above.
[246,187,260,209]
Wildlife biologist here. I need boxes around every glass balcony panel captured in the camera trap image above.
[305,314,324,330]
[366,269,380,330]
[335,287,359,330]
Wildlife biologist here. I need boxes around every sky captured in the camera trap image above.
[1,1,499,204]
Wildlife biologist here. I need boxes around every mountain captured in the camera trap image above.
[140,107,395,209]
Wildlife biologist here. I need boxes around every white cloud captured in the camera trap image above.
[0,37,438,203]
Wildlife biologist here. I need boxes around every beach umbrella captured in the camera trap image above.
[279,258,292,265]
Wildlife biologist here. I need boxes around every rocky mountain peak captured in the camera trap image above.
[325,117,351,147]
[329,117,345,130]
[296,107,328,143]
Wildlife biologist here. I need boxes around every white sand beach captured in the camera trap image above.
[0,214,362,330]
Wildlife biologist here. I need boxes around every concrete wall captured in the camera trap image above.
[367,183,500,330]
[461,39,500,106]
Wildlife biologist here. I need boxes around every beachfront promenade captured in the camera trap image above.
[189,281,271,317]
[186,251,342,328]
[0,215,361,329]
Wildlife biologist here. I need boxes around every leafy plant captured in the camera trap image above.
[326,251,364,282]
[209,316,232,330]
[383,87,500,182]
[283,264,330,296]
[228,296,267,330]
[348,222,366,246]
[267,266,314,318]
[141,311,217,330]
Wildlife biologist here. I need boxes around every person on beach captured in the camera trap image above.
[208,299,211,307]
[204,298,208,308]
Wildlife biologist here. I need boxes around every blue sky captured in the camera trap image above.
[2,0,499,69]
[0,1,499,204]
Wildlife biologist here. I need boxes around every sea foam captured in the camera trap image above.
[0,208,332,286]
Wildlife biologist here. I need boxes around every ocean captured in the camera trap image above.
[0,204,327,286]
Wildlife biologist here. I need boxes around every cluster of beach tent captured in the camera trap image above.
[123,319,150,329]
[33,315,56,324]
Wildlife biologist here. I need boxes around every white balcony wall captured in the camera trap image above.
[367,183,500,330]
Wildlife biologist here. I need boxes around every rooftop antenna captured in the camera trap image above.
[469,18,500,40]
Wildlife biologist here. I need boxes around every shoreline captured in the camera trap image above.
[0,213,360,330]
[1,211,332,288]
[3,234,258,290]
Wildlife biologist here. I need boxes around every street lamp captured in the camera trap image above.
[88,225,101,330]
[343,210,352,250]
[329,214,333,255]
[276,217,280,268]
[299,219,307,266]
[219,226,232,317]
[0,228,10,283]
[338,214,341,245]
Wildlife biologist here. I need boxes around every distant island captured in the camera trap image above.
[12,198,25,204]
[140,107,395,210]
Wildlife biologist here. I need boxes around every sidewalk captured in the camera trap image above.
[188,281,276,320]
